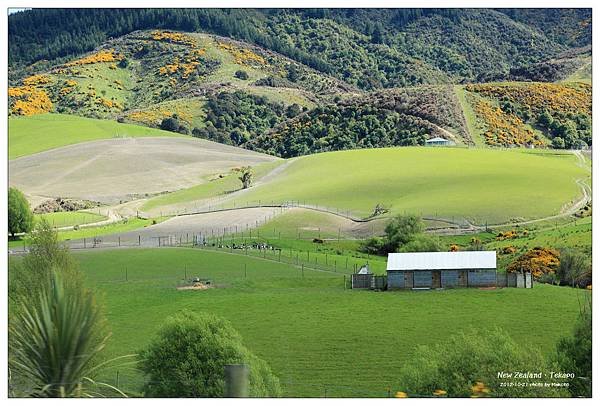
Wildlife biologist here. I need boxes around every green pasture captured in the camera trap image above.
[142,160,284,212]
[234,147,586,224]
[8,113,186,159]
[17,248,582,397]
[35,211,106,228]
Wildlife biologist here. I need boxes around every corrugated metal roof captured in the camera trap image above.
[425,137,449,143]
[387,251,496,271]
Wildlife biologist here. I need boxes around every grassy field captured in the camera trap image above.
[7,217,169,249]
[23,248,582,397]
[8,113,186,159]
[35,211,107,228]
[142,160,284,212]
[234,147,586,224]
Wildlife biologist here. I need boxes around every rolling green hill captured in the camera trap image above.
[8,113,186,159]
[228,147,587,223]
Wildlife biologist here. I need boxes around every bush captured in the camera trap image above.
[160,116,180,132]
[398,234,442,253]
[138,310,281,397]
[9,271,111,397]
[397,328,567,397]
[8,187,33,237]
[234,70,249,80]
[555,300,591,397]
[9,219,79,305]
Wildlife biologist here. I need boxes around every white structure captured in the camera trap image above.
[425,137,455,146]
[386,251,496,271]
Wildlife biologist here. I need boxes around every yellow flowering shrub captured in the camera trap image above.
[474,99,545,147]
[218,41,266,66]
[23,74,52,86]
[64,49,124,67]
[507,247,560,277]
[151,30,197,47]
[9,86,53,116]
[466,83,591,116]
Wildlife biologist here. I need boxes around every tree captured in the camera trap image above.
[384,214,424,251]
[507,247,560,278]
[138,310,281,397]
[552,136,565,149]
[237,166,253,189]
[234,70,249,80]
[398,234,442,253]
[8,187,33,237]
[556,248,590,287]
[9,219,79,305]
[397,328,566,397]
[371,22,384,44]
[555,298,591,397]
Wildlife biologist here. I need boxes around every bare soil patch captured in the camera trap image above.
[9,137,277,204]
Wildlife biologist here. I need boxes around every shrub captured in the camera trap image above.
[234,70,249,80]
[397,328,566,397]
[507,247,560,278]
[398,234,442,253]
[556,248,590,287]
[9,271,113,397]
[138,310,281,397]
[555,299,591,397]
[9,219,79,305]
[160,116,180,132]
[8,187,33,237]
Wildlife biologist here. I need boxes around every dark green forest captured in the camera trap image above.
[9,8,591,87]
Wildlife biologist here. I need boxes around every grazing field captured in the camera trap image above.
[35,248,584,397]
[9,137,278,204]
[8,113,186,159]
[234,147,587,224]
[141,160,285,213]
[35,210,107,228]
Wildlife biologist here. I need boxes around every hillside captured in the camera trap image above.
[8,113,187,159]
[10,9,591,87]
[139,147,588,225]
[7,9,593,156]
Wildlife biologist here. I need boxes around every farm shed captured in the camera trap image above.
[425,137,455,146]
[386,251,497,289]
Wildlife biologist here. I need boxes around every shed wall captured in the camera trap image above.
[441,270,459,287]
[467,270,497,287]
[387,271,405,289]
[413,271,432,288]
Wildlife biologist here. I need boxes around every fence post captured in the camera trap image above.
[224,364,248,398]
[84,237,86,248]
[118,236,121,247]
[138,235,141,246]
